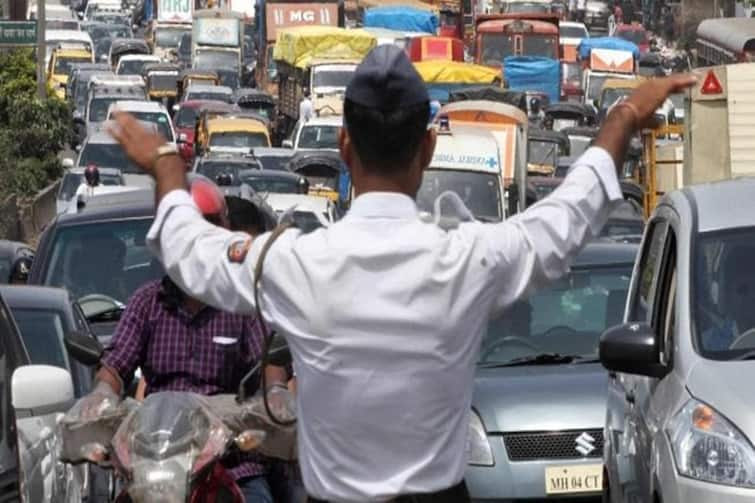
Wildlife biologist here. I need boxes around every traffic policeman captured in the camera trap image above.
[110,45,694,503]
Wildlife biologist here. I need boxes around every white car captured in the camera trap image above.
[57,166,126,214]
[286,115,342,152]
[264,193,338,232]
[115,54,161,76]
[559,21,589,45]
[106,100,176,143]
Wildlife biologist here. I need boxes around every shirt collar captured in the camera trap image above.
[346,192,418,219]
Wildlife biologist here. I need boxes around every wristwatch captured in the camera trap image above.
[151,143,179,170]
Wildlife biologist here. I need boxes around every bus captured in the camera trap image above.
[696,17,755,66]
[475,13,559,67]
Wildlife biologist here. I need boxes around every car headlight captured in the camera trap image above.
[467,410,494,466]
[667,399,755,487]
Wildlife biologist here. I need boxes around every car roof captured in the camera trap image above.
[108,100,166,112]
[0,285,72,310]
[253,147,294,157]
[187,84,232,93]
[54,189,155,227]
[67,166,122,176]
[46,30,93,43]
[679,178,755,233]
[199,152,260,163]
[119,54,161,62]
[571,241,638,268]
[301,116,343,126]
[265,193,330,212]
[244,170,301,180]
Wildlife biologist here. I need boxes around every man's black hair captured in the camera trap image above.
[226,195,266,235]
[344,98,430,174]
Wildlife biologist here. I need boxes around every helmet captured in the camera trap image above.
[84,164,100,187]
[187,174,228,227]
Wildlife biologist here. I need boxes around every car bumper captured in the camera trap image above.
[466,436,603,501]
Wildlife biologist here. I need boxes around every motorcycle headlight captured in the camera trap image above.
[667,399,755,487]
[467,410,494,466]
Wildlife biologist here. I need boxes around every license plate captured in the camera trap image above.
[545,464,603,495]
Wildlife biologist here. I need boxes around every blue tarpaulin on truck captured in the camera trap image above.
[503,56,560,104]
[577,37,641,60]
[363,6,438,34]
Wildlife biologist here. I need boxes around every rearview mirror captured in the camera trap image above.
[281,139,293,149]
[599,322,667,378]
[12,365,74,416]
[64,329,104,366]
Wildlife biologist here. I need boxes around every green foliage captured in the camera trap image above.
[0,49,72,199]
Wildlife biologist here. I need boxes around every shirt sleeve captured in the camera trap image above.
[482,147,623,315]
[146,190,273,316]
[101,289,151,385]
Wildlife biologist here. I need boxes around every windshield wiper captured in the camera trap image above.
[478,353,589,368]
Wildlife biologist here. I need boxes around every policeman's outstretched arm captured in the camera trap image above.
[484,74,695,313]
[109,113,260,315]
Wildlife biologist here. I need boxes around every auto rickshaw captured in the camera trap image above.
[234,89,276,121]
[108,38,150,69]
[542,102,597,131]
[142,62,180,107]
[196,114,270,156]
[527,128,570,176]
[285,150,351,209]
[177,69,220,101]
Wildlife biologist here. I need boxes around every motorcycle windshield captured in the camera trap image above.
[113,392,232,503]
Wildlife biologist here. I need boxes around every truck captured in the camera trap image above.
[192,9,244,80]
[147,0,193,62]
[576,37,639,108]
[474,13,560,68]
[273,26,375,135]
[254,0,345,93]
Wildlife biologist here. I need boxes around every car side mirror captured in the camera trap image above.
[64,329,104,366]
[62,158,74,169]
[12,365,74,416]
[599,322,667,378]
[282,139,293,149]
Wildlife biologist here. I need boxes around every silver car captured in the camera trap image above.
[467,242,638,500]
[602,178,755,502]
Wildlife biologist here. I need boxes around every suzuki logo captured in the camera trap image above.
[575,432,596,456]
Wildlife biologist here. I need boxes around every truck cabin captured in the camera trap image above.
[150,22,192,53]
[408,36,465,62]
[527,128,569,176]
[475,17,560,67]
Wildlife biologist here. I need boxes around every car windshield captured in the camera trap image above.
[55,56,92,76]
[217,70,240,90]
[209,131,268,149]
[694,229,755,357]
[528,140,559,169]
[312,69,354,89]
[416,169,502,222]
[522,34,558,58]
[125,111,173,142]
[78,142,141,173]
[88,97,121,122]
[297,125,340,150]
[11,308,69,369]
[43,219,162,304]
[600,87,631,110]
[479,34,515,66]
[194,50,238,70]
[238,103,273,119]
[187,91,232,103]
[107,24,132,38]
[617,29,647,45]
[197,162,258,183]
[59,171,122,201]
[560,25,587,38]
[155,27,188,48]
[241,175,300,194]
[478,264,633,364]
[117,59,151,75]
[175,105,198,128]
[256,154,291,171]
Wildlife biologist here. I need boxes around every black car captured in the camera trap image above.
[0,240,34,284]
[28,190,163,344]
[0,292,29,500]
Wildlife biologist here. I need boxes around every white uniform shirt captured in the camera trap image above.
[147,147,621,502]
[299,97,314,123]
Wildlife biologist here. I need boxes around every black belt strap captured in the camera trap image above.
[307,479,470,503]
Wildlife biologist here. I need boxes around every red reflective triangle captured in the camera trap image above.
[701,70,723,95]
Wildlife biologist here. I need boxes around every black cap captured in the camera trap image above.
[345,45,429,111]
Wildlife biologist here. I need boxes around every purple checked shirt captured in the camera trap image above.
[102,279,268,480]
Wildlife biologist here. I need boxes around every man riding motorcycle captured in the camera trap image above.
[82,176,290,502]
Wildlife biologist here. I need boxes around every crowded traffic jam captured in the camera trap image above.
[2,0,755,501]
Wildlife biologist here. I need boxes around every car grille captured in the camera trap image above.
[503,429,604,461]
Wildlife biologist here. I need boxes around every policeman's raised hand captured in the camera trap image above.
[621,74,697,130]
[108,111,166,174]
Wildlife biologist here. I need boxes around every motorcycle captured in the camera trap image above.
[59,342,297,503]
